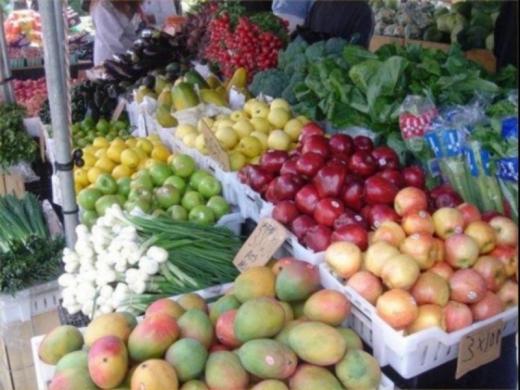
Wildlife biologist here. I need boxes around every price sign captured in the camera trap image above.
[111,99,127,122]
[200,119,230,171]
[456,320,504,379]
[233,218,288,272]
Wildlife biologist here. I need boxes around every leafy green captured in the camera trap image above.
[0,103,37,169]
[249,69,289,99]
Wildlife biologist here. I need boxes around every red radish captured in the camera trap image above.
[353,135,373,152]
[328,134,354,157]
[295,152,325,178]
[443,301,473,332]
[260,150,289,174]
[371,146,399,169]
[291,215,317,240]
[304,224,332,252]
[402,165,426,189]
[331,224,369,250]
[272,201,300,226]
[364,176,398,205]
[313,165,346,198]
[295,184,320,215]
[348,151,377,178]
[470,292,504,321]
[378,168,405,189]
[314,198,344,226]
[301,134,330,157]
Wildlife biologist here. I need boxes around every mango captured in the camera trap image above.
[55,351,88,373]
[215,309,242,348]
[275,261,320,302]
[172,82,199,111]
[88,335,128,389]
[177,293,208,313]
[238,339,297,380]
[38,325,84,365]
[131,359,178,390]
[157,88,172,107]
[156,105,178,128]
[165,338,208,382]
[180,380,209,390]
[49,368,98,390]
[290,300,306,319]
[209,295,240,324]
[205,351,249,390]
[251,380,289,390]
[178,309,214,348]
[234,266,276,303]
[145,298,185,319]
[303,289,351,326]
[84,312,136,347]
[288,322,346,366]
[128,313,179,362]
[119,312,138,329]
[337,328,363,350]
[289,364,343,390]
[275,319,307,347]
[278,302,294,323]
[234,298,285,342]
[335,350,382,389]
[200,89,227,106]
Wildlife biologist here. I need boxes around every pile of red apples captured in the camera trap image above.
[325,186,518,334]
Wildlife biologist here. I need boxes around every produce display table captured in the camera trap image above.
[10,60,92,80]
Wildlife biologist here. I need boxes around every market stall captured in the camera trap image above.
[0,0,518,389]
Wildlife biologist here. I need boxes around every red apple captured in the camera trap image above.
[303,224,332,252]
[341,180,365,211]
[329,134,354,157]
[314,198,344,226]
[497,280,518,307]
[333,209,368,230]
[364,241,400,277]
[371,146,399,169]
[411,271,450,306]
[449,269,487,304]
[378,168,405,189]
[376,289,418,330]
[465,221,497,254]
[490,245,518,277]
[347,271,383,304]
[295,152,325,178]
[443,301,473,332]
[400,233,437,270]
[272,201,300,226]
[473,255,507,292]
[445,233,480,268]
[430,262,454,281]
[489,216,518,247]
[372,221,406,248]
[432,238,445,264]
[295,184,320,215]
[280,158,299,176]
[394,187,428,216]
[402,211,435,235]
[248,166,274,194]
[353,135,374,152]
[432,207,465,239]
[434,192,463,209]
[326,158,348,171]
[301,134,330,157]
[348,151,377,178]
[325,241,362,279]
[429,183,458,200]
[331,224,369,251]
[291,215,317,240]
[381,253,420,290]
[299,122,324,142]
[482,210,502,222]
[260,150,289,174]
[364,176,398,205]
[457,203,482,226]
[272,174,304,202]
[367,204,400,229]
[402,165,426,189]
[264,180,278,203]
[407,304,445,334]
[470,292,504,321]
[238,165,253,184]
[313,165,346,198]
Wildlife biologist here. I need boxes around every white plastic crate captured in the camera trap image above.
[0,281,60,326]
[319,263,519,379]
[216,211,243,236]
[32,281,394,390]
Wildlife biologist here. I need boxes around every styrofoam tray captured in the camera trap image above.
[319,263,519,379]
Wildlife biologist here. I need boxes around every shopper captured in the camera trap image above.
[494,0,518,70]
[90,0,143,66]
[272,0,314,33]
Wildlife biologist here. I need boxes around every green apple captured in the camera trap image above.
[206,196,230,219]
[172,154,196,178]
[77,188,103,211]
[189,205,216,225]
[197,176,221,198]
[181,191,205,211]
[154,185,181,209]
[128,187,153,202]
[95,194,124,216]
[188,170,211,190]
[117,177,131,198]
[163,175,187,194]
[95,173,118,195]
[168,205,188,221]
[80,209,98,227]
[131,171,154,191]
[149,162,174,186]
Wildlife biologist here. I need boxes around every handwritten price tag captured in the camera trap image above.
[111,99,127,122]
[233,218,288,272]
[456,320,504,379]
[200,120,230,171]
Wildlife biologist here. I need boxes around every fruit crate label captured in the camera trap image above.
[456,320,504,379]
[200,120,230,171]
[111,99,127,122]
[234,218,288,272]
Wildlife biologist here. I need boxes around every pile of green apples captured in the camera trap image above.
[71,117,131,148]
[77,154,231,226]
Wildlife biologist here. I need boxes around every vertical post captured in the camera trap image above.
[0,10,15,103]
[39,0,78,247]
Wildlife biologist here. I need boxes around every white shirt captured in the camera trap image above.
[141,0,177,28]
[91,0,139,66]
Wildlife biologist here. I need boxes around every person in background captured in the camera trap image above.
[494,0,518,70]
[272,0,314,33]
[141,0,177,28]
[89,0,143,66]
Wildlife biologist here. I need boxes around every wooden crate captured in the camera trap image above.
[0,311,60,390]
[0,174,25,197]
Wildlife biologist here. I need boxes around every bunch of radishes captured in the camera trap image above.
[325,187,518,334]
[238,122,437,252]
[13,77,47,116]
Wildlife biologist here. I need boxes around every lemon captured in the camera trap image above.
[83,153,96,167]
[297,115,311,125]
[195,134,208,155]
[230,110,248,122]
[237,136,263,158]
[215,127,239,150]
[267,130,291,151]
[270,98,291,112]
[87,167,103,184]
[125,138,138,148]
[136,138,153,154]
[151,145,170,162]
[145,158,160,169]
[106,144,126,163]
[229,151,247,171]
[83,145,97,156]
[121,149,140,169]
[177,124,197,139]
[284,118,304,141]
[183,133,197,148]
[251,131,268,149]
[92,137,109,149]
[74,168,89,187]
[111,138,126,148]
[233,119,255,138]
[95,156,116,173]
[94,147,108,159]
[112,164,133,179]
[132,147,147,162]
[268,108,291,128]
[74,183,83,194]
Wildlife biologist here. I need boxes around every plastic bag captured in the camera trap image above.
[5,162,39,183]
[42,199,63,238]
